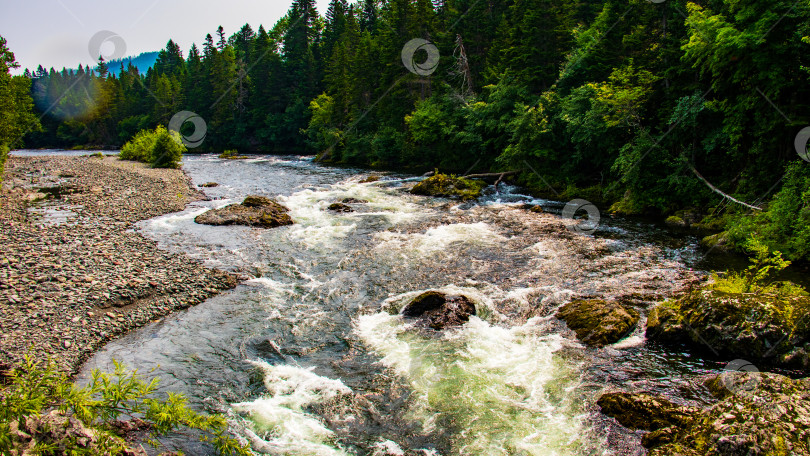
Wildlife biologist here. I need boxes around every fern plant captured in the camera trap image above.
[0,356,251,455]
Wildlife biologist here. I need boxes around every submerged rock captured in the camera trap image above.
[646,289,810,368]
[360,175,382,183]
[599,373,810,455]
[598,392,698,448]
[327,202,354,213]
[556,299,639,347]
[410,174,486,201]
[401,291,477,330]
[341,197,368,204]
[199,182,219,188]
[195,195,293,228]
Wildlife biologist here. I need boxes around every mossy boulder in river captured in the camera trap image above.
[599,373,810,455]
[597,392,698,448]
[646,288,810,369]
[195,195,293,228]
[410,173,486,201]
[556,299,639,347]
[401,291,477,330]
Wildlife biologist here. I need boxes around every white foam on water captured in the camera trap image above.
[355,313,594,455]
[610,335,645,350]
[278,181,424,248]
[232,361,352,456]
[374,223,506,255]
[371,439,406,456]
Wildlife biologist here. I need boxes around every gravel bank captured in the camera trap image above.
[0,155,238,375]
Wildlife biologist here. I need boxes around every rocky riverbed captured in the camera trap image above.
[0,155,238,375]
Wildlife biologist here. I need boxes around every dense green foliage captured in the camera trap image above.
[0,356,249,455]
[0,36,40,183]
[119,125,186,168]
[710,237,805,295]
[726,162,810,261]
[10,0,810,258]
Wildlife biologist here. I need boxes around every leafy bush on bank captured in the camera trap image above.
[0,356,250,455]
[725,161,810,262]
[119,126,185,169]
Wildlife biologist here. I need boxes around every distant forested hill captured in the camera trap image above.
[104,52,159,76]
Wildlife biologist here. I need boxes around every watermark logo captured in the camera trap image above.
[168,111,207,148]
[561,199,600,235]
[721,359,760,396]
[795,126,810,162]
[402,38,440,76]
[88,31,127,61]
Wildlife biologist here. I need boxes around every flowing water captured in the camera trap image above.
[77,155,732,456]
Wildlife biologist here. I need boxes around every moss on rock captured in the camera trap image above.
[647,289,810,369]
[556,299,639,347]
[410,173,486,201]
[600,373,810,455]
[195,195,293,228]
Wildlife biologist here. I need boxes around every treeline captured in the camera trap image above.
[1,36,40,182]
[17,0,810,259]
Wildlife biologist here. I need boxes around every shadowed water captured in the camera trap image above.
[77,155,732,455]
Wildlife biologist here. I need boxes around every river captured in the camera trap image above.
[76,154,729,455]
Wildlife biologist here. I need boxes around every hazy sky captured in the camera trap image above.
[0,0,332,74]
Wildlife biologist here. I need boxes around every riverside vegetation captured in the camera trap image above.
[0,356,249,455]
[3,0,809,261]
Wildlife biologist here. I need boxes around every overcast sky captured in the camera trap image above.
[0,0,332,74]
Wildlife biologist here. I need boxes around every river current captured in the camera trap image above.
[77,155,729,456]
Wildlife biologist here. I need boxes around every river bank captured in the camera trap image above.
[0,155,238,375]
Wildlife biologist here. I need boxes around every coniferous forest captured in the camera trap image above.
[5,0,810,260]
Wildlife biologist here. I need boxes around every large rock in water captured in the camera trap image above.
[410,174,486,201]
[195,195,293,228]
[646,289,810,369]
[401,291,476,330]
[598,373,810,455]
[556,299,639,347]
[597,392,698,449]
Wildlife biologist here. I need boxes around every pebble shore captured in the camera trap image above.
[0,155,238,375]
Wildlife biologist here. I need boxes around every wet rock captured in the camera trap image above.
[646,289,810,369]
[360,175,381,183]
[342,197,368,204]
[401,291,477,330]
[700,232,730,252]
[601,373,810,455]
[328,202,354,213]
[665,215,687,228]
[556,299,639,347]
[11,410,145,455]
[410,173,486,201]
[195,195,294,228]
[597,392,697,433]
[38,183,79,198]
[199,182,219,188]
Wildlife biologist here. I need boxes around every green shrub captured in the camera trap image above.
[150,127,185,169]
[726,161,810,261]
[120,126,186,168]
[710,236,806,296]
[119,129,157,162]
[0,356,250,455]
[0,145,8,185]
